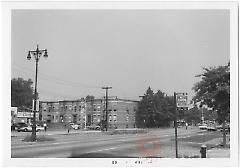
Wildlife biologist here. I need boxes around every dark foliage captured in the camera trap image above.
[11,77,34,109]
[136,87,175,128]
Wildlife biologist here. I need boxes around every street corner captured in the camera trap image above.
[137,134,161,158]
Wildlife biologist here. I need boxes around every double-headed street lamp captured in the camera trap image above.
[27,45,48,141]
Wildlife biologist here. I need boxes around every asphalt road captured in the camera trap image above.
[11,127,223,158]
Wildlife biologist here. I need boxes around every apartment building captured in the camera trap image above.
[39,96,138,129]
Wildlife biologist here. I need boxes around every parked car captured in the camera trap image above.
[86,125,101,130]
[220,125,230,133]
[17,125,44,132]
[216,125,223,130]
[14,122,28,130]
[207,125,217,131]
[69,123,80,130]
[199,124,208,130]
[216,123,230,132]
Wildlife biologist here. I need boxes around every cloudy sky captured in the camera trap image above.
[11,10,229,101]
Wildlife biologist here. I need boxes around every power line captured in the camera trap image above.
[12,62,100,89]
[12,64,100,89]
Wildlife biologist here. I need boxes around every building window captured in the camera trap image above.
[114,109,117,112]
[113,115,117,121]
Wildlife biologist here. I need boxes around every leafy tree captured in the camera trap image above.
[184,106,201,125]
[11,78,34,109]
[136,87,155,128]
[184,106,218,125]
[153,90,175,127]
[136,87,175,128]
[192,62,230,146]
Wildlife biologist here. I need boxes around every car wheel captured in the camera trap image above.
[24,128,28,132]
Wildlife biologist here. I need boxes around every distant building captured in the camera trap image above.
[39,96,138,129]
[40,98,86,127]
[104,96,138,129]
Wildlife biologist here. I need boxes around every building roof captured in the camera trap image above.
[40,97,139,104]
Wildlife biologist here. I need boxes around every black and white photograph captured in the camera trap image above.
[1,1,239,167]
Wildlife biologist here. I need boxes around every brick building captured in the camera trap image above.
[39,97,138,129]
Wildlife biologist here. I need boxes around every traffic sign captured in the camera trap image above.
[176,93,188,108]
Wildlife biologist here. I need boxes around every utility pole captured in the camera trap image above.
[102,86,112,131]
[174,92,178,158]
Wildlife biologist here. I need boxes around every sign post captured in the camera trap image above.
[174,92,188,158]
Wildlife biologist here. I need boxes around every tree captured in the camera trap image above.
[136,87,155,128]
[136,87,175,128]
[153,90,175,127]
[192,62,230,146]
[11,78,34,109]
[184,106,201,125]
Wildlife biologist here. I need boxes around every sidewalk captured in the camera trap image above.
[207,148,230,158]
[43,129,101,135]
[205,136,230,158]
[11,129,102,137]
[176,135,230,158]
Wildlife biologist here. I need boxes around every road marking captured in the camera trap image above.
[185,141,203,145]
[88,147,118,153]
[179,135,191,138]
[12,135,139,149]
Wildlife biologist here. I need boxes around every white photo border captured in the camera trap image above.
[1,1,238,167]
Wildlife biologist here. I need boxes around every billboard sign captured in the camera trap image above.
[176,93,188,108]
[17,112,39,118]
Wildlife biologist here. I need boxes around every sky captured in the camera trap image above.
[11,9,230,102]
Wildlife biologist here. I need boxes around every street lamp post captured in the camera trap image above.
[27,45,48,141]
